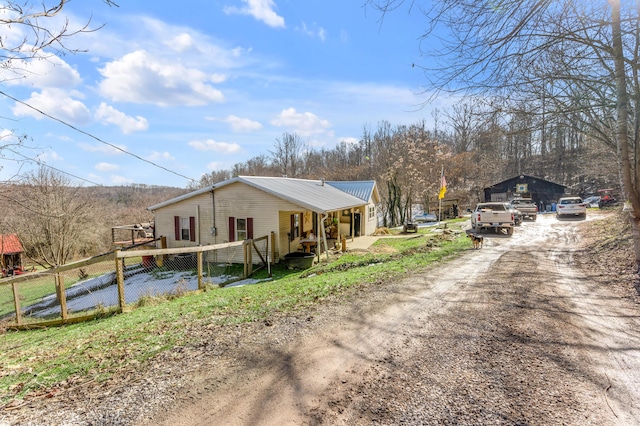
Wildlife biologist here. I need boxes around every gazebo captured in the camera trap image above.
[1,234,24,276]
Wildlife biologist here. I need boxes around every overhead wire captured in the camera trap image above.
[0,89,197,184]
[3,149,103,186]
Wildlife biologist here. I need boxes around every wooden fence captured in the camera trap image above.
[1,236,270,330]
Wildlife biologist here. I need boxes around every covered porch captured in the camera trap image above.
[280,207,364,261]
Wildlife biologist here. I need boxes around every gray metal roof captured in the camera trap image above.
[148,176,367,214]
[326,180,376,202]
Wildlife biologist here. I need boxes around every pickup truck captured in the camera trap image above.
[510,198,538,221]
[470,202,514,235]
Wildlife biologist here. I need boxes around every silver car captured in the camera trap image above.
[556,197,587,218]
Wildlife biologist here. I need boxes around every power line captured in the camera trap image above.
[3,149,103,186]
[0,89,197,184]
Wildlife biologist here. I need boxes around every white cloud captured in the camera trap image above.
[110,175,134,184]
[207,115,263,132]
[12,89,91,125]
[87,173,103,182]
[95,103,148,134]
[78,142,127,155]
[95,162,120,171]
[148,151,175,161]
[168,33,196,52]
[36,150,64,162]
[339,137,359,145]
[98,50,225,107]
[271,108,332,137]
[206,162,224,171]
[2,55,82,89]
[189,139,243,154]
[224,0,285,28]
[296,22,326,41]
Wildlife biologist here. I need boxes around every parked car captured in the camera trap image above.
[470,202,515,235]
[506,202,523,225]
[413,212,438,223]
[510,197,538,221]
[403,221,419,233]
[582,195,601,208]
[556,197,587,218]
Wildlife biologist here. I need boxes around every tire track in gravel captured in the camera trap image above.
[547,217,640,425]
[147,213,640,426]
[147,233,509,426]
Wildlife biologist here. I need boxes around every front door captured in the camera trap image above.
[354,212,361,236]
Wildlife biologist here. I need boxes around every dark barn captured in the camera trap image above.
[483,175,567,210]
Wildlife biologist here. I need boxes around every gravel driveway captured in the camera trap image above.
[3,212,640,425]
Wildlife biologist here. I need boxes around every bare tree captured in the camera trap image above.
[7,167,95,267]
[270,132,304,178]
[367,0,640,268]
[0,1,118,76]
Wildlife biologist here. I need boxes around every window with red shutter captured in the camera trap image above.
[247,217,253,239]
[229,217,235,242]
[189,216,196,242]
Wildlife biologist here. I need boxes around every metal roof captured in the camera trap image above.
[326,180,376,202]
[148,176,368,214]
[0,234,23,254]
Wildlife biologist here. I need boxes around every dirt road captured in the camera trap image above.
[143,213,640,425]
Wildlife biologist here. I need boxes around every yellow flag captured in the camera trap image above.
[438,174,447,199]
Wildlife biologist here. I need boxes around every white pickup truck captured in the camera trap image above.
[510,197,538,221]
[470,202,515,235]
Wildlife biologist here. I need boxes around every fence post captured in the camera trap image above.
[158,236,167,267]
[243,241,248,278]
[270,232,276,266]
[197,251,204,290]
[247,239,253,276]
[115,251,125,312]
[55,273,68,321]
[12,282,22,325]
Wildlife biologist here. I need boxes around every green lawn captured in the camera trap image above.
[0,222,471,402]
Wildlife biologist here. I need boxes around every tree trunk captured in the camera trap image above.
[609,0,640,270]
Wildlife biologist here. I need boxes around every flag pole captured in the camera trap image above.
[438,166,444,224]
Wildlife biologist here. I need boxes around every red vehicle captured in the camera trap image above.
[597,189,618,208]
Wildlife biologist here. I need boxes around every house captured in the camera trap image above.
[483,175,566,209]
[1,234,24,276]
[147,176,380,263]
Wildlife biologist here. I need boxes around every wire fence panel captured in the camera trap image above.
[1,258,118,326]
[0,281,18,323]
[1,237,270,328]
[120,254,201,306]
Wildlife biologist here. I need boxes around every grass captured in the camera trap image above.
[0,222,471,403]
[0,259,118,317]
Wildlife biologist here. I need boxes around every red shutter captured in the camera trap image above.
[229,217,235,242]
[174,216,180,240]
[289,215,294,241]
[189,216,196,242]
[247,218,253,239]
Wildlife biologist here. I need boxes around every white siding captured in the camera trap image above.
[152,181,376,264]
[153,192,211,247]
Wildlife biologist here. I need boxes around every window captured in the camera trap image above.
[236,218,247,241]
[290,213,301,240]
[368,205,375,220]
[180,217,190,240]
[228,217,253,242]
[174,216,196,242]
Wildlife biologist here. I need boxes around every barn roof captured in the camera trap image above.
[485,175,566,190]
[0,234,23,254]
[148,176,373,214]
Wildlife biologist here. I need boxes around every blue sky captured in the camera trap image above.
[0,0,450,188]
